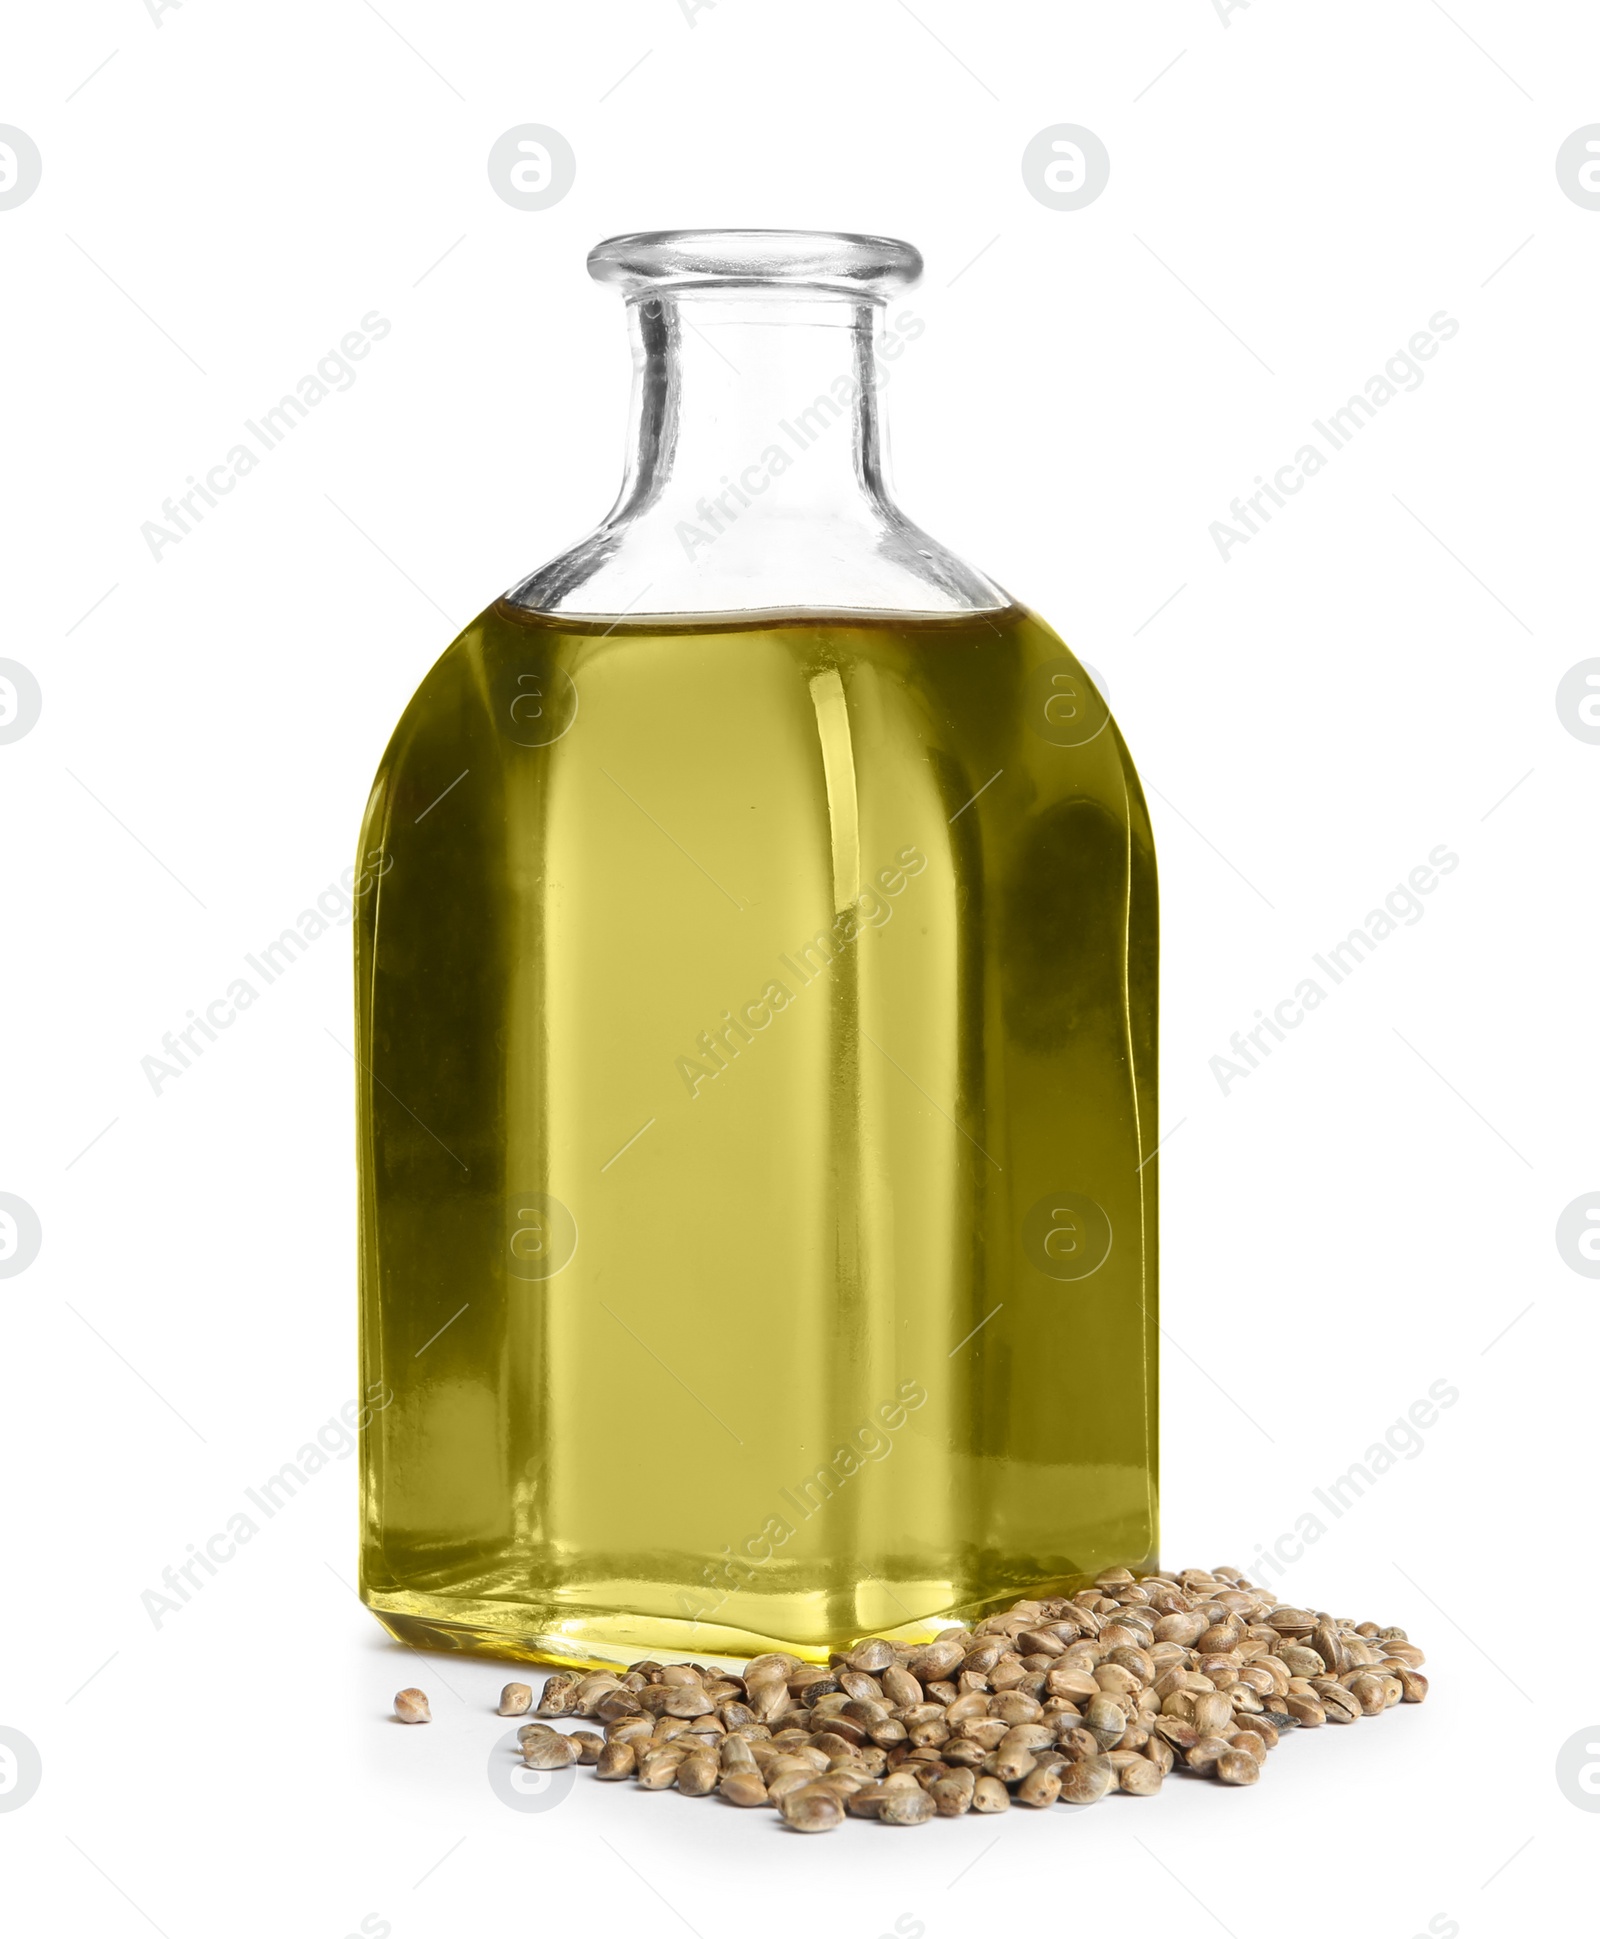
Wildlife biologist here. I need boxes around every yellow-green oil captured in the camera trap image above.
[356,600,1157,1667]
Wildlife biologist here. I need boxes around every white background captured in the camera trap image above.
[3,1,1596,1933]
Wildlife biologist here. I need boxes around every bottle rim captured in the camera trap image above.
[586,228,923,299]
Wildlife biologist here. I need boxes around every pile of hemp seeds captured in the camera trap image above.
[393,1564,1429,1832]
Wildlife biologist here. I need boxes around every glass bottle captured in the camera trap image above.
[355,231,1157,1667]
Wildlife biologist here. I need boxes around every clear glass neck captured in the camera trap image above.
[616,289,892,523]
[507,230,1006,620]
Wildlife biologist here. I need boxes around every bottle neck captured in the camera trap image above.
[615,290,894,539]
[506,250,1006,618]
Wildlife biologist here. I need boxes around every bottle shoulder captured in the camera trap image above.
[362,602,1148,855]
[504,500,1011,621]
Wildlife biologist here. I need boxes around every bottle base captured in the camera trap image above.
[360,1548,1160,1672]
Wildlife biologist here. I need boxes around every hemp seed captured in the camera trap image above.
[393,1688,430,1724]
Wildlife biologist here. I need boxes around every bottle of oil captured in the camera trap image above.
[356,231,1157,1667]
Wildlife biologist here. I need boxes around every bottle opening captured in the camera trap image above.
[587,228,923,300]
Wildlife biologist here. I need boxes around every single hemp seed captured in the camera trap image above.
[394,1687,431,1724]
